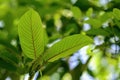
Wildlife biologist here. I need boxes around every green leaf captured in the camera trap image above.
[44,34,93,62]
[71,6,82,19]
[114,19,120,29]
[98,12,112,23]
[43,29,49,46]
[86,8,93,17]
[18,9,44,59]
[0,38,18,54]
[0,50,19,64]
[86,28,110,36]
[85,19,102,28]
[113,8,120,20]
[0,58,17,71]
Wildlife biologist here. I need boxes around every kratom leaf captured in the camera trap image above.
[85,19,102,28]
[113,8,120,20]
[0,51,19,64]
[86,28,110,36]
[43,29,49,46]
[71,6,82,19]
[0,58,17,71]
[0,38,18,54]
[18,9,44,59]
[98,12,112,23]
[114,19,120,29]
[86,8,93,17]
[44,34,93,62]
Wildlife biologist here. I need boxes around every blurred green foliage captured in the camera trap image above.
[0,0,120,80]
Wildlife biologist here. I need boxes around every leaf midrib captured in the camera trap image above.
[30,12,36,59]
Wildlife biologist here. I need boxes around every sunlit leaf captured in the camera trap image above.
[71,6,82,19]
[86,8,93,17]
[113,8,120,20]
[43,29,49,46]
[18,9,44,59]
[0,3,9,18]
[62,73,72,80]
[98,12,112,23]
[44,34,93,62]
